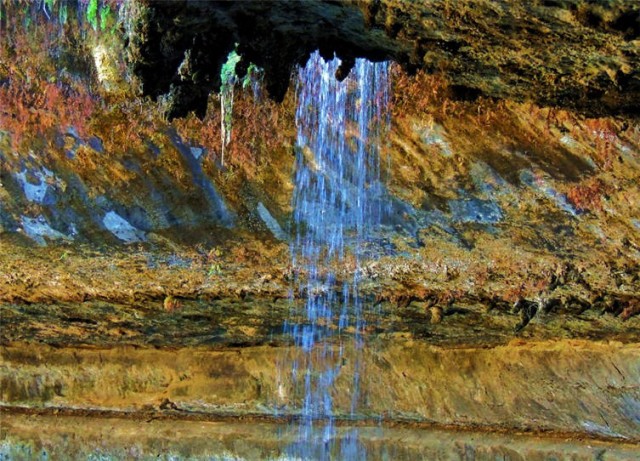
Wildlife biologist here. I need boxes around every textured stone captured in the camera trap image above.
[129,0,640,118]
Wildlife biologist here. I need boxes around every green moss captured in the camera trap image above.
[221,49,241,86]
[99,4,111,32]
[44,0,55,15]
[87,0,98,30]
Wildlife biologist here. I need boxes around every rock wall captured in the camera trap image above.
[0,0,638,324]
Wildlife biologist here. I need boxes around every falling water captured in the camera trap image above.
[285,51,389,459]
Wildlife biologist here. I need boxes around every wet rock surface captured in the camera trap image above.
[1,340,639,442]
[1,296,638,349]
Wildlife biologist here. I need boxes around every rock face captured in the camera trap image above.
[1,1,639,452]
[129,0,640,118]
[1,0,638,319]
[0,0,638,323]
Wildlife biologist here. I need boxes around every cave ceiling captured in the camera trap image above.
[127,0,640,119]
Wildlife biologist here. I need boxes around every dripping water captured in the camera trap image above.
[284,51,389,459]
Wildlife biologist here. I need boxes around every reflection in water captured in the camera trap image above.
[4,414,636,461]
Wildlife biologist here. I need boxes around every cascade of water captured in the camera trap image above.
[285,51,389,459]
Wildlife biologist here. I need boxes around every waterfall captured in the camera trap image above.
[285,51,389,459]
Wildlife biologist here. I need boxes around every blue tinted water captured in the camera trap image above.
[285,51,389,459]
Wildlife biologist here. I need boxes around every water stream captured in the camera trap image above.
[284,51,389,459]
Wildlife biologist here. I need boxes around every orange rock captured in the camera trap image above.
[163,295,181,312]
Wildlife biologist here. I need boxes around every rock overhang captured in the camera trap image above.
[127,0,640,119]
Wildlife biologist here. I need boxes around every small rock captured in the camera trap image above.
[190,146,204,159]
[539,296,562,314]
[512,297,538,332]
[159,398,179,411]
[430,306,443,324]
[620,300,640,321]
[163,295,181,312]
